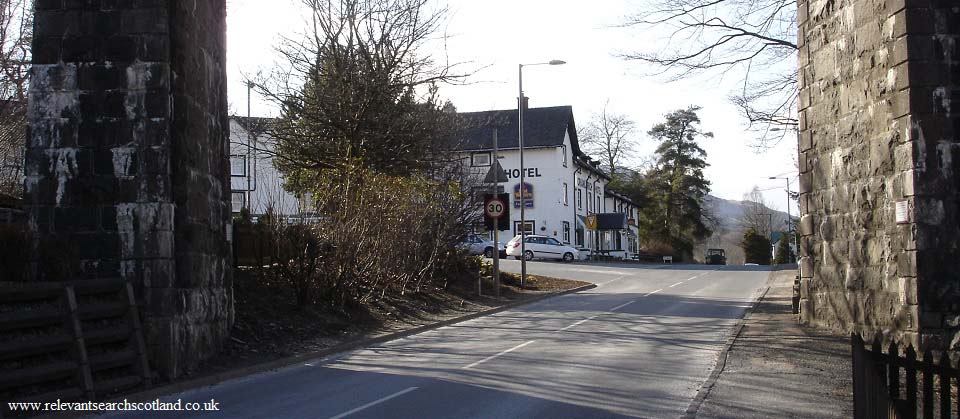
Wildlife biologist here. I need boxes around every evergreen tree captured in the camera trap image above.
[645,106,714,256]
[773,231,795,264]
[742,227,772,265]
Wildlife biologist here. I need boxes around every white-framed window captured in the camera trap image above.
[471,152,491,166]
[231,192,246,213]
[563,183,569,206]
[514,220,535,237]
[563,221,570,243]
[230,155,247,177]
[587,192,592,212]
[561,145,567,167]
[577,189,582,210]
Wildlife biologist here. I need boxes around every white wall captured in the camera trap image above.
[229,119,302,216]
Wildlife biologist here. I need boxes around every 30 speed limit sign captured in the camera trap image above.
[485,197,506,219]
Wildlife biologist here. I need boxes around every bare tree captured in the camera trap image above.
[0,0,31,197]
[578,100,637,179]
[619,0,798,148]
[741,186,774,239]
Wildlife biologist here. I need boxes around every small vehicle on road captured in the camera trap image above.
[459,234,506,258]
[505,234,579,262]
[705,248,727,265]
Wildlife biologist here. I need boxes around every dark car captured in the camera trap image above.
[705,248,726,265]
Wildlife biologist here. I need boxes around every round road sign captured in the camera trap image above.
[485,197,506,219]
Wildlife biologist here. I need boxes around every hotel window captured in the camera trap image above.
[587,192,592,212]
[231,192,246,213]
[471,152,491,166]
[563,221,570,243]
[577,189,582,210]
[561,145,567,167]
[230,155,247,177]
[563,183,569,206]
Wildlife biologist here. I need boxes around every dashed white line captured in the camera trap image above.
[558,315,599,332]
[599,275,626,286]
[462,340,536,369]
[669,282,684,288]
[645,288,663,297]
[329,387,419,419]
[609,300,636,312]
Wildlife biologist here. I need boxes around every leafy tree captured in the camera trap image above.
[242,0,481,308]
[742,227,772,265]
[645,106,714,256]
[773,231,795,264]
[252,0,470,184]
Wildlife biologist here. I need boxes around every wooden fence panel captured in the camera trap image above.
[0,279,152,416]
[853,333,960,419]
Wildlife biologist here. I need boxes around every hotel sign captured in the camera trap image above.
[513,182,534,208]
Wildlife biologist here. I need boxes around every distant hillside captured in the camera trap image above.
[695,195,795,265]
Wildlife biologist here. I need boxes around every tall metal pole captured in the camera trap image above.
[786,178,798,263]
[246,82,253,211]
[518,64,527,289]
[492,129,501,298]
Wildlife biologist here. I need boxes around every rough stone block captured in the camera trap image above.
[799,214,815,236]
[800,256,815,278]
[898,250,918,277]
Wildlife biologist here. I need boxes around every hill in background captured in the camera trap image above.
[695,195,795,265]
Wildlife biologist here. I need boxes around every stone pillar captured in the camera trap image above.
[798,0,960,350]
[27,0,232,379]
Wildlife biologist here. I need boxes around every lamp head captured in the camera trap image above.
[768,176,778,180]
[549,60,566,65]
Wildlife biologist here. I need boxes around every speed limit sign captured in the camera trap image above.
[485,197,506,219]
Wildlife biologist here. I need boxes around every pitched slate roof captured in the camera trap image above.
[456,106,583,156]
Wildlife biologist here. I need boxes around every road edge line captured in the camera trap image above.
[98,283,598,408]
[681,270,775,419]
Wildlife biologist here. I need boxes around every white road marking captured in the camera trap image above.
[599,275,627,286]
[645,289,663,297]
[558,316,599,332]
[569,269,630,275]
[609,300,636,312]
[329,386,419,419]
[462,340,536,369]
[669,282,683,288]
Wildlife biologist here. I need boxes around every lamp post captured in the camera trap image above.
[518,59,565,289]
[770,176,797,263]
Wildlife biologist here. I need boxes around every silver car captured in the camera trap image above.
[459,234,506,258]
[505,234,579,262]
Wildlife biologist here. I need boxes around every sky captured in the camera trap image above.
[224,0,799,216]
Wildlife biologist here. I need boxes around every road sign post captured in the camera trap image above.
[492,130,502,297]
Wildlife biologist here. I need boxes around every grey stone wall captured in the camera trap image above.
[798,0,960,350]
[27,0,232,379]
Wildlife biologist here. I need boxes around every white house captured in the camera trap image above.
[229,117,306,217]
[457,105,641,259]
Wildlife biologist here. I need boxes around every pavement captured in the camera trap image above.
[690,266,854,418]
[103,262,771,418]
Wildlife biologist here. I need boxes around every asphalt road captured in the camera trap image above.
[109,262,770,418]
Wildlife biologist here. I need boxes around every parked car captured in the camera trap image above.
[705,248,727,265]
[459,234,506,258]
[505,234,579,262]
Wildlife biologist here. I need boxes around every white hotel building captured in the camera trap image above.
[458,106,640,259]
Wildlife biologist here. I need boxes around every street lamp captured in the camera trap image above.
[770,176,797,263]
[518,59,565,289]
